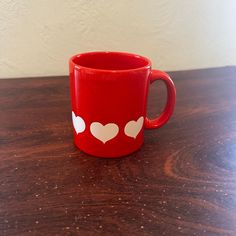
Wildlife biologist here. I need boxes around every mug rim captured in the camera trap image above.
[69,51,152,73]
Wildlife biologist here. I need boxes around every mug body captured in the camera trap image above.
[69,51,151,157]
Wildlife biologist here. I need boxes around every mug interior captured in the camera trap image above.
[71,52,150,71]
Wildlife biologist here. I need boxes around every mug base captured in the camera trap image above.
[74,141,143,158]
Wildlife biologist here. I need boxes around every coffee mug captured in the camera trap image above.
[69,51,176,157]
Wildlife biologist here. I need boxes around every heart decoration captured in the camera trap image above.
[90,122,119,144]
[72,111,144,142]
[124,116,144,138]
[72,111,86,134]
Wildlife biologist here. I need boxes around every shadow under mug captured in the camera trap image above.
[69,51,176,158]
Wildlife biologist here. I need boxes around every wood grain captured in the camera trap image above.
[1,67,236,236]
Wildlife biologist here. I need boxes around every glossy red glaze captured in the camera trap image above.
[69,52,176,157]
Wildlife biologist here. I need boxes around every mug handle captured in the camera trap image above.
[144,70,176,129]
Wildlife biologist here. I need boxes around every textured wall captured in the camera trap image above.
[1,0,236,78]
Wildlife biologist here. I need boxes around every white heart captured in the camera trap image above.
[72,111,86,134]
[124,116,144,138]
[90,122,119,144]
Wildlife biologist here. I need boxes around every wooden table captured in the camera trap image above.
[1,67,236,236]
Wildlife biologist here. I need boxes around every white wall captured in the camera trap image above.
[0,0,236,78]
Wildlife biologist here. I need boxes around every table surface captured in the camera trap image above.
[1,67,236,236]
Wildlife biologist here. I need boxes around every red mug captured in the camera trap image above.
[69,51,176,158]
